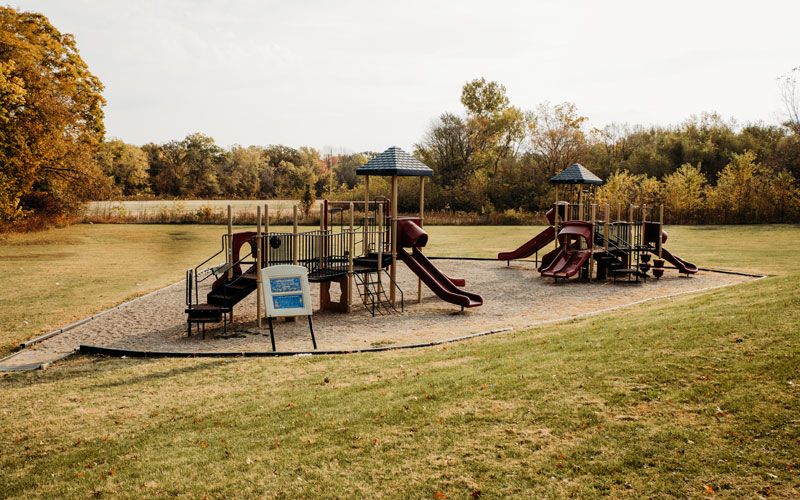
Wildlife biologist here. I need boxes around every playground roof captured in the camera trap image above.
[356,146,433,177]
[550,163,603,185]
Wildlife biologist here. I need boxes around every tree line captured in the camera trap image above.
[2,6,799,229]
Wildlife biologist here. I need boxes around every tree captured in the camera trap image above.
[0,7,106,226]
[97,140,150,196]
[778,67,800,134]
[528,102,588,176]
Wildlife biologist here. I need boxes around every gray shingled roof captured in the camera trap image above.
[549,163,603,185]
[356,146,433,177]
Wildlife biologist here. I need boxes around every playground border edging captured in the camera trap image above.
[78,327,514,358]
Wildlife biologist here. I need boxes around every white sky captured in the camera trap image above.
[15,0,800,152]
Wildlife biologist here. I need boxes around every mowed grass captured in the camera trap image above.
[1,271,798,498]
[0,223,799,497]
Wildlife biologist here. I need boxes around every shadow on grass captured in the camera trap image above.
[86,358,235,390]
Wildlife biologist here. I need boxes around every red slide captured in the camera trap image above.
[656,247,698,274]
[396,218,482,308]
[539,249,591,278]
[497,226,555,261]
[398,247,483,308]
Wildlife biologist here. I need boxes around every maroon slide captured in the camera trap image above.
[398,247,483,308]
[540,249,591,278]
[656,247,698,274]
[396,219,482,308]
[497,226,555,261]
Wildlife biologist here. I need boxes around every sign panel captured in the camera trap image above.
[261,265,312,318]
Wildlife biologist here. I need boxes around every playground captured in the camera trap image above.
[3,152,760,366]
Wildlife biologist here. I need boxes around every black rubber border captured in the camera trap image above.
[427,256,767,279]
[78,327,512,358]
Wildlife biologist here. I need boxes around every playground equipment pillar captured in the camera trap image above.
[377,203,384,300]
[553,184,559,251]
[256,206,262,329]
[604,203,609,252]
[627,204,634,267]
[348,202,354,313]
[589,204,596,282]
[264,204,270,267]
[390,175,398,306]
[319,203,325,271]
[578,190,585,221]
[292,205,299,266]
[658,204,664,258]
[418,176,424,304]
[616,203,621,223]
[227,205,233,281]
[227,205,233,323]
[363,176,369,256]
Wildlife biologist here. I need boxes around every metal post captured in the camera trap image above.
[348,202,354,312]
[377,203,384,299]
[553,184,559,251]
[292,205,298,266]
[589,204,596,281]
[658,204,664,259]
[418,176,424,304]
[390,175,398,306]
[257,206,262,329]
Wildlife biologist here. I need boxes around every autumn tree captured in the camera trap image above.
[97,140,149,196]
[528,102,588,176]
[0,7,106,227]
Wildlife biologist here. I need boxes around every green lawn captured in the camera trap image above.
[1,223,799,498]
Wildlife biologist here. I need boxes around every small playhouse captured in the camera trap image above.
[184,146,482,343]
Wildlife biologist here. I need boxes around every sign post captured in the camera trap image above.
[261,265,316,352]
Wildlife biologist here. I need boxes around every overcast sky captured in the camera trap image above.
[15,0,800,152]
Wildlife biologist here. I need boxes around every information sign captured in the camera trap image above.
[261,265,312,318]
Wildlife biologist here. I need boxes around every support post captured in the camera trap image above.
[363,175,370,255]
[319,202,325,273]
[578,190,585,221]
[418,176,424,304]
[264,204,270,269]
[604,203,609,252]
[227,204,233,323]
[589,204,596,281]
[377,203,384,299]
[256,206,262,329]
[390,175,398,306]
[292,205,299,266]
[227,205,233,281]
[553,184,559,251]
[658,204,664,259]
[348,202,354,312]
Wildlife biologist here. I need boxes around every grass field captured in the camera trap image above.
[1,224,799,498]
[85,200,315,216]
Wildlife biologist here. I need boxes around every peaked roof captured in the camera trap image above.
[356,146,433,177]
[549,163,603,185]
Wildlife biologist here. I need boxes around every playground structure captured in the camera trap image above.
[185,147,483,340]
[499,163,698,282]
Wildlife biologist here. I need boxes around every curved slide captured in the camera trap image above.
[497,226,555,261]
[397,219,482,308]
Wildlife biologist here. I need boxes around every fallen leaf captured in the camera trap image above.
[703,485,714,494]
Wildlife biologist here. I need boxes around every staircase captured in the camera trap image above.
[186,262,258,338]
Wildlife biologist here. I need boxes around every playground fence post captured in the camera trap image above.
[418,176,424,304]
[390,175,398,306]
[348,202,354,312]
[589,204,596,281]
[553,184,559,251]
[292,205,299,266]
[227,205,233,322]
[658,204,664,258]
[265,204,269,267]
[227,205,233,281]
[578,190,585,221]
[604,203,609,252]
[319,203,325,270]
[377,203,384,299]
[256,206,262,328]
